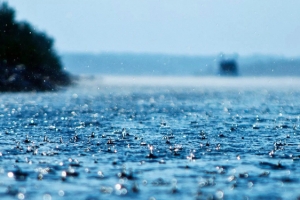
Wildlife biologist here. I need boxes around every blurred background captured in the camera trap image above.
[7,0,300,76]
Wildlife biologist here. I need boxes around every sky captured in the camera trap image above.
[5,0,300,57]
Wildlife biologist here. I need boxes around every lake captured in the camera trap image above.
[0,76,300,199]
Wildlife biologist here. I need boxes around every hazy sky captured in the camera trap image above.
[6,0,300,57]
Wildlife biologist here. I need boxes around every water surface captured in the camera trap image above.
[1,76,300,199]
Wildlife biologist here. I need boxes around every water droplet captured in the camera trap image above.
[115,183,122,190]
[17,193,25,200]
[58,190,65,196]
[215,190,224,199]
[43,194,52,200]
[7,172,14,178]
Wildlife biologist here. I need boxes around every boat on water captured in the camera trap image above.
[219,59,238,76]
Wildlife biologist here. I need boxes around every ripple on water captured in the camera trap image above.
[0,86,300,198]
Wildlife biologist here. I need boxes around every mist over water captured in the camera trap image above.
[79,76,300,89]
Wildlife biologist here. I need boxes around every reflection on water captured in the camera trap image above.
[0,76,300,199]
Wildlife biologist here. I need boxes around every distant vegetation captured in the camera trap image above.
[0,3,72,91]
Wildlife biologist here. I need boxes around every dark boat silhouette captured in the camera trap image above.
[219,59,238,76]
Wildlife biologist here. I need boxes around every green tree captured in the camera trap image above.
[0,2,72,91]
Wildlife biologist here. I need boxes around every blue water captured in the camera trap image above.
[0,77,300,199]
